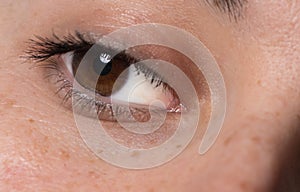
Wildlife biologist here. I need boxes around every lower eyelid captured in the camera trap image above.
[27,32,207,124]
[40,52,179,122]
[24,30,218,157]
[100,111,181,148]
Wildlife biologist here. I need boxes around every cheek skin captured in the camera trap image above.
[243,0,300,103]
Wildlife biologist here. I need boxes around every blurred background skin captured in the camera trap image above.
[0,0,299,191]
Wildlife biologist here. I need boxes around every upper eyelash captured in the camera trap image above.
[25,31,167,88]
[134,63,165,88]
[25,31,94,62]
[24,31,176,121]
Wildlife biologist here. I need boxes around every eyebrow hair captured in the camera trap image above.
[206,0,247,20]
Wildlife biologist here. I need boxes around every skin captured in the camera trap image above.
[0,0,300,191]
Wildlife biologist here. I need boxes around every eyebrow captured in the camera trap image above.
[206,0,247,20]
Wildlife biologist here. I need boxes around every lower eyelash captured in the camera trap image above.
[25,31,176,121]
[38,58,163,122]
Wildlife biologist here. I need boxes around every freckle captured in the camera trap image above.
[40,147,48,154]
[251,136,261,144]
[149,139,157,145]
[257,80,261,85]
[240,181,248,190]
[223,136,232,146]
[88,171,100,179]
[4,99,16,108]
[275,112,280,117]
[125,185,132,191]
[176,144,182,148]
[28,118,34,123]
[60,149,70,160]
[131,151,140,157]
[189,166,195,172]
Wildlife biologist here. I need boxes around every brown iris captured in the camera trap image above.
[71,49,135,97]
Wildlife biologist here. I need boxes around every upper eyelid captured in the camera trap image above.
[24,31,171,89]
[26,31,167,89]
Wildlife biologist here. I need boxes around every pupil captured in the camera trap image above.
[93,58,113,76]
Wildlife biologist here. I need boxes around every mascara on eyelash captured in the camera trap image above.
[25,31,167,89]
[24,31,94,62]
[24,31,180,122]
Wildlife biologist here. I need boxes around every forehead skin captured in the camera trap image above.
[0,0,300,192]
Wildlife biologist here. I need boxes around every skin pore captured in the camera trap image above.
[0,0,300,191]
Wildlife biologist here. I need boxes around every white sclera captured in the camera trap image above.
[110,65,173,108]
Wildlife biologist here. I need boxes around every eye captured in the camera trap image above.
[61,47,179,111]
[25,31,184,123]
[24,31,181,122]
[25,29,216,160]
